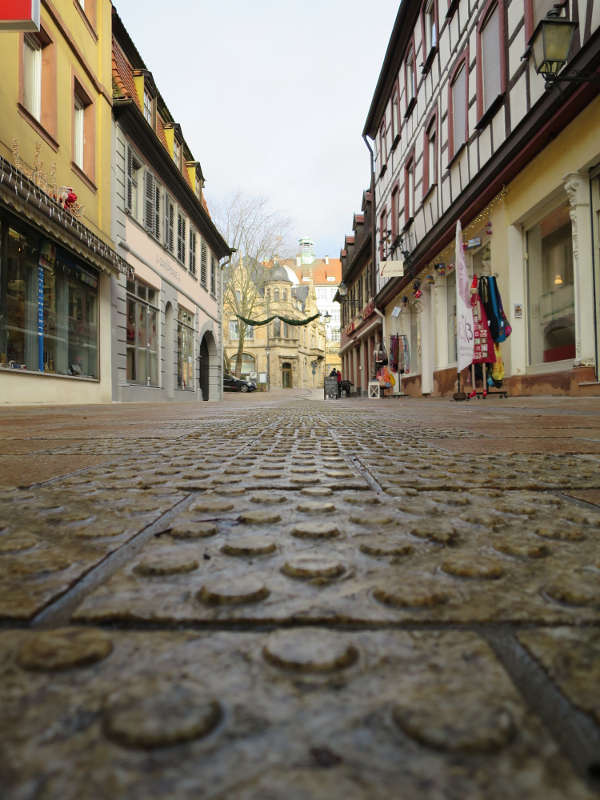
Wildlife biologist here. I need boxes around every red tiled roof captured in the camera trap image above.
[112,41,139,107]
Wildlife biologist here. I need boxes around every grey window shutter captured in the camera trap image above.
[144,171,154,233]
[201,241,207,288]
[126,147,133,212]
[154,185,161,239]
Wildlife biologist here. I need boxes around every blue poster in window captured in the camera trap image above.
[38,266,44,372]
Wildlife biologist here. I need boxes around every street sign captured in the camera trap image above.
[0,0,40,30]
[380,260,405,279]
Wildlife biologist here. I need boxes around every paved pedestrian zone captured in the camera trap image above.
[0,391,599,798]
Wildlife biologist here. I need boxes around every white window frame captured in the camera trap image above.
[74,95,84,170]
[23,34,42,121]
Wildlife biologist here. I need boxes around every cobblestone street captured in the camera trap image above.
[1,391,599,799]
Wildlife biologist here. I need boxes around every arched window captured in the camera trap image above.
[240,353,256,376]
[282,289,287,300]
[283,322,289,338]
[273,319,281,337]
[274,288,280,301]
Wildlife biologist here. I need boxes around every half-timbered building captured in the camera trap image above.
[358,0,600,396]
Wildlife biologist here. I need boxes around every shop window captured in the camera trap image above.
[177,212,186,264]
[449,55,468,160]
[177,307,194,390]
[0,224,98,378]
[526,204,575,365]
[477,0,505,122]
[126,277,158,386]
[446,272,457,363]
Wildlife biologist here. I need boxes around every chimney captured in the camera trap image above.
[325,256,329,264]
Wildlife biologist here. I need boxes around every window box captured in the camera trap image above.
[421,45,438,74]
[475,93,504,131]
[446,142,467,170]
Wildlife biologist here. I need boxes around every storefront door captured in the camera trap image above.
[198,335,209,401]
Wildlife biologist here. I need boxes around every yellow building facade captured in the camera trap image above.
[225,264,327,390]
[0,0,125,404]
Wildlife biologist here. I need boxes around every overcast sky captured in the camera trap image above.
[114,1,398,258]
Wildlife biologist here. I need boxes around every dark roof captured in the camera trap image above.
[267,265,293,284]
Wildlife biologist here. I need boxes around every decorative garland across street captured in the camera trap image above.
[236,313,321,327]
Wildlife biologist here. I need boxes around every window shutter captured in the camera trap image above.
[168,203,174,253]
[126,147,133,212]
[211,256,216,296]
[201,241,207,288]
[154,185,161,240]
[144,171,155,233]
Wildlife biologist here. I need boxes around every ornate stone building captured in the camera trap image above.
[224,263,327,390]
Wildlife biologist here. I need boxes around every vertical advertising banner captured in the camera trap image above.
[0,0,40,31]
[455,220,474,372]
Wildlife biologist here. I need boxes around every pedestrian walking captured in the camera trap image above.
[336,369,342,398]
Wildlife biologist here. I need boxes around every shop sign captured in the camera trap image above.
[0,0,40,30]
[362,300,375,319]
[380,259,405,279]
[344,321,355,336]
[467,237,482,249]
[37,266,44,370]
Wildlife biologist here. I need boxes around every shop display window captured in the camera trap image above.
[177,306,194,390]
[0,222,98,378]
[126,277,159,386]
[526,204,575,365]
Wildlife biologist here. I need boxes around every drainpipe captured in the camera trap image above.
[374,307,386,352]
[362,134,378,302]
[219,250,236,400]
[363,134,385,352]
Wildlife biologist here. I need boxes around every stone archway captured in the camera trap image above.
[198,326,218,400]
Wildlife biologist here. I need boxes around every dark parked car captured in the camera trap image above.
[223,374,256,393]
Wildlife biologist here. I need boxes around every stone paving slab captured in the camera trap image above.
[0,628,594,800]
[73,486,600,627]
[0,395,599,797]
[0,487,183,620]
[517,627,600,727]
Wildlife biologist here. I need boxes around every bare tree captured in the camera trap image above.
[213,192,294,376]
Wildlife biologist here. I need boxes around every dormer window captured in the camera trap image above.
[143,87,154,126]
[173,138,181,168]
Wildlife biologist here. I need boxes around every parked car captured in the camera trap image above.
[223,374,256,393]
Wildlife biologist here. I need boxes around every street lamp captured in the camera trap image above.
[265,346,270,392]
[531,11,576,85]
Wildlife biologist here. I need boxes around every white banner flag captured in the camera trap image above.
[455,220,474,372]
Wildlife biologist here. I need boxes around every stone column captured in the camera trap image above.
[564,172,596,367]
